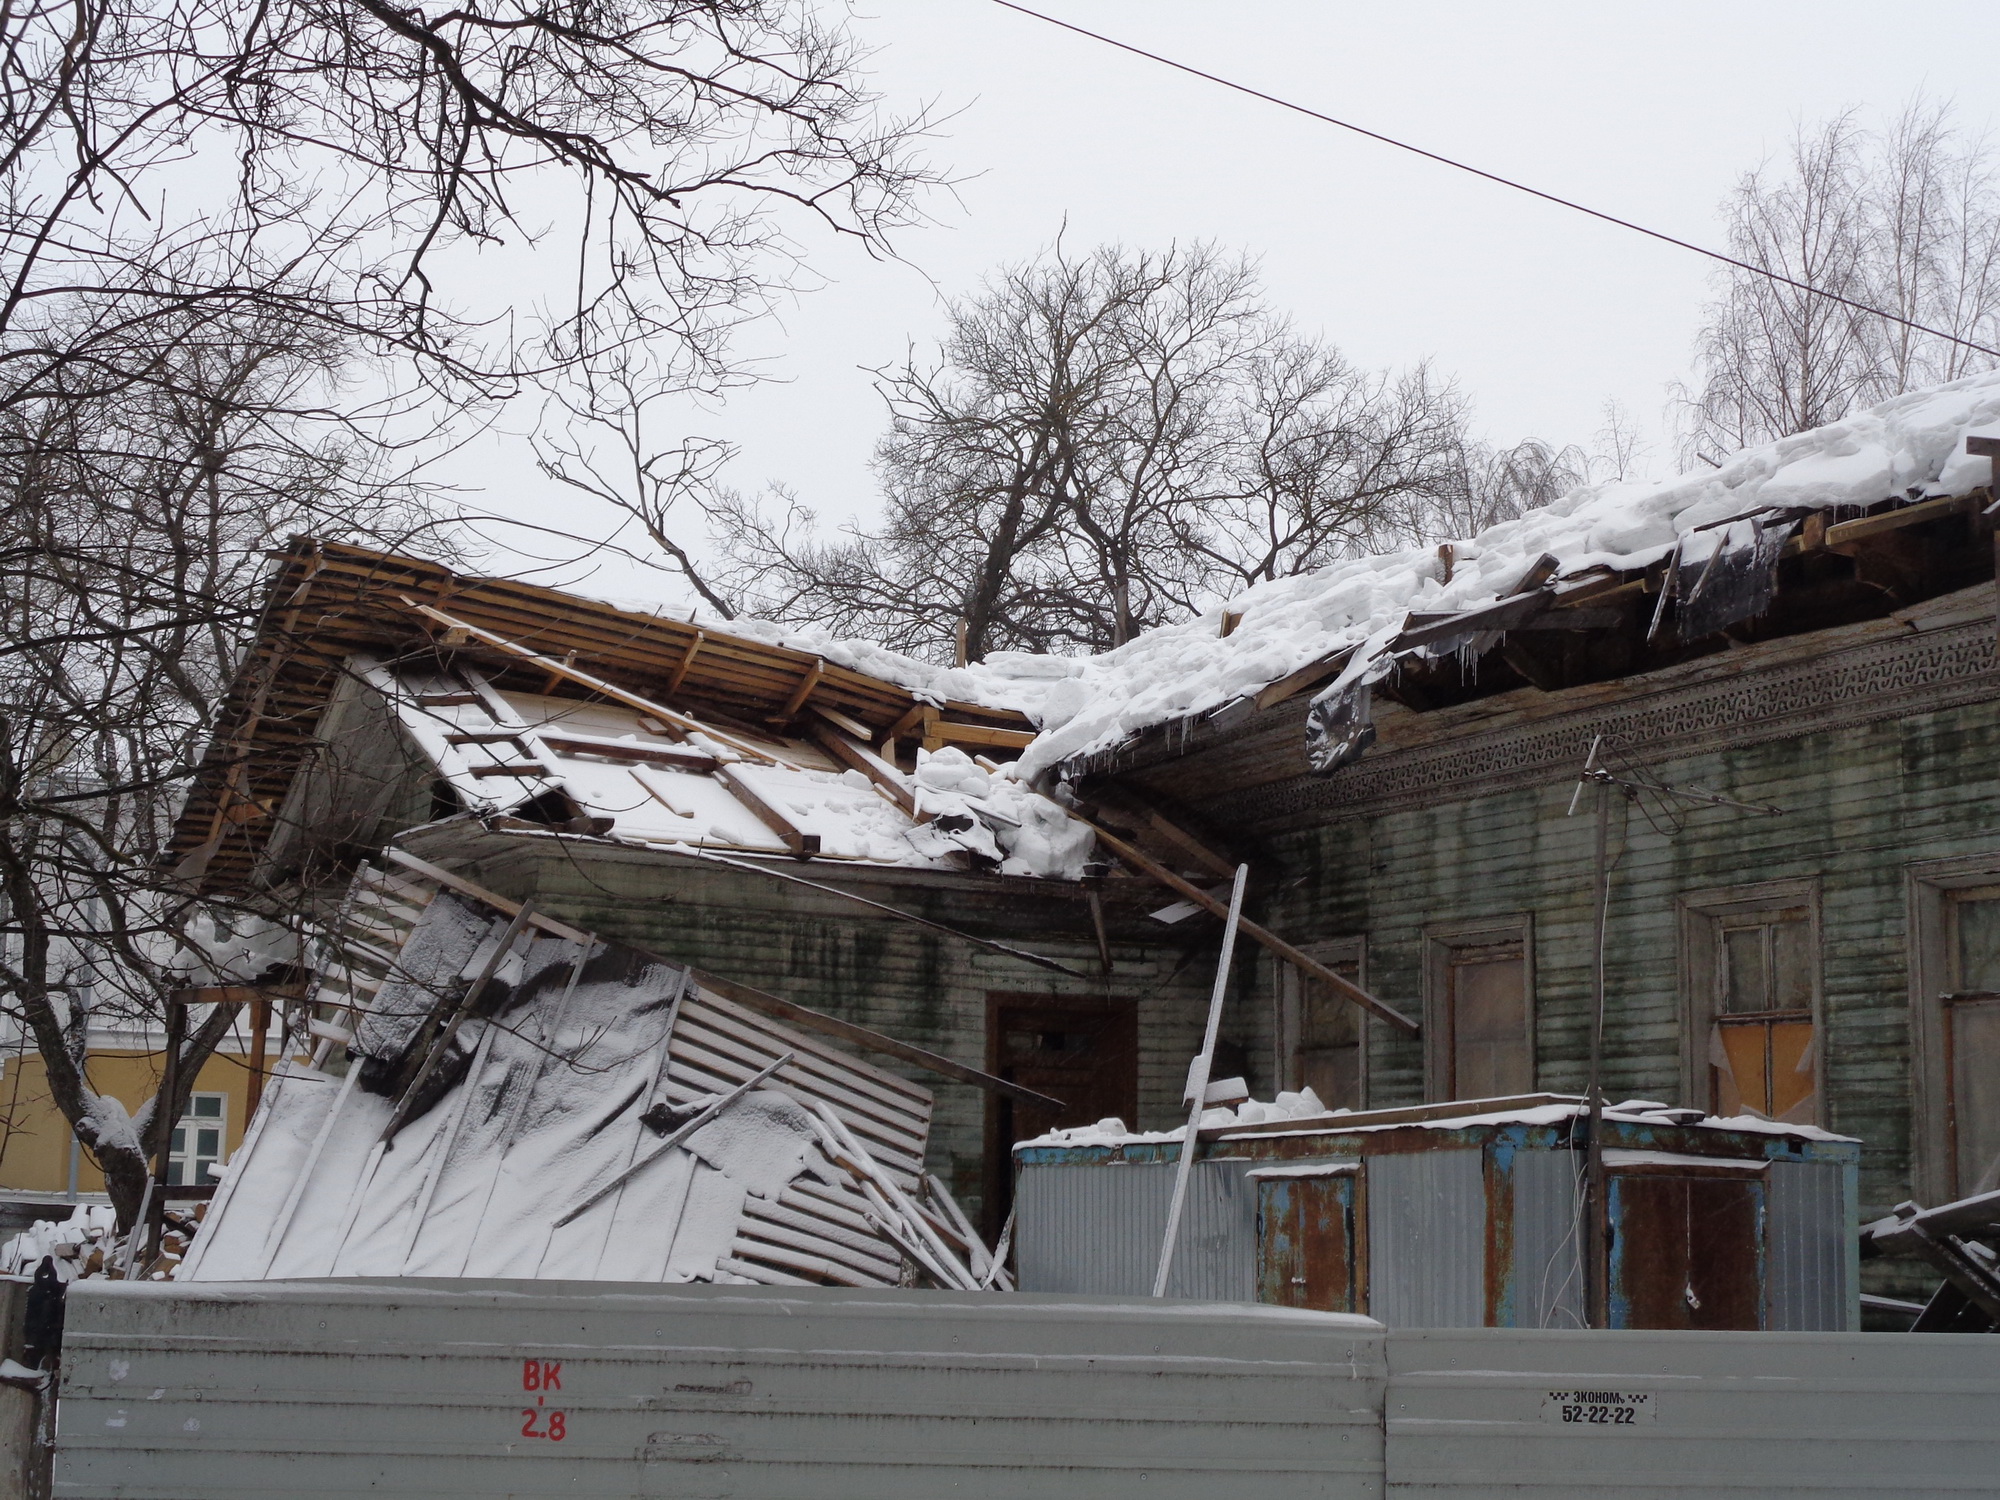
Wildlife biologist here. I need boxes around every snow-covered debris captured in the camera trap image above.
[1010,369,2000,779]
[0,1204,117,1281]
[181,880,989,1290]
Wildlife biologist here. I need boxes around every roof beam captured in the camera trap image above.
[1070,811,1420,1036]
[810,713,917,817]
[714,763,821,856]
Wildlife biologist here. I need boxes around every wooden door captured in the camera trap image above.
[1254,1167,1359,1312]
[983,993,1138,1238]
[1607,1171,1763,1330]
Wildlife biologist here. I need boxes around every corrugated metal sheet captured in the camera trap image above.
[1508,1147,1585,1331]
[1385,1327,2000,1497]
[55,1278,1386,1500]
[1765,1158,1855,1332]
[1368,1148,1486,1327]
[1014,1160,1256,1300]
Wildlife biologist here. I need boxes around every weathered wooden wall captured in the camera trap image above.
[1128,586,2000,1306]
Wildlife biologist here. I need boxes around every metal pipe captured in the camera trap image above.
[1153,863,1250,1298]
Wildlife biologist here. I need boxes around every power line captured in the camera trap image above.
[989,0,2000,361]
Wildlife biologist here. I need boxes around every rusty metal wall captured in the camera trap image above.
[1765,1158,1857,1332]
[1384,1326,2000,1497]
[1013,1160,1257,1301]
[1508,1147,1585,1330]
[1367,1148,1486,1327]
[56,1278,1386,1500]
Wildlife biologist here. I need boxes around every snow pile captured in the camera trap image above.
[0,1204,117,1281]
[908,748,1095,878]
[1017,1094,1859,1149]
[1019,1089,1335,1148]
[1011,370,2000,778]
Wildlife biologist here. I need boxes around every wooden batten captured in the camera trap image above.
[715,763,821,856]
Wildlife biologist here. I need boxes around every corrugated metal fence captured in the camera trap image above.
[52,1279,1998,1498]
[54,1279,1384,1499]
[1013,1160,1258,1301]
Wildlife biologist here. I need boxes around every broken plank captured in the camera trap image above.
[466,763,550,778]
[1254,650,1350,711]
[715,763,821,855]
[810,718,917,816]
[1073,812,1419,1035]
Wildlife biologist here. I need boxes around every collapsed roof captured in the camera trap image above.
[184,859,1007,1290]
[1007,369,2000,781]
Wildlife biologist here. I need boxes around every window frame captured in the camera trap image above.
[1274,937,1369,1112]
[168,1091,230,1187]
[1906,853,2000,1202]
[1422,914,1535,1103]
[1676,877,1823,1122]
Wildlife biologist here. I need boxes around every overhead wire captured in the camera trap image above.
[988,0,2000,360]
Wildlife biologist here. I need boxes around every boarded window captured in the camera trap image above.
[1446,942,1530,1100]
[1292,956,1364,1111]
[1946,890,2000,1195]
[1699,906,1816,1124]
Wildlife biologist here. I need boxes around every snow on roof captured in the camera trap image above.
[363,660,1094,878]
[1015,1093,1859,1149]
[1012,370,2000,780]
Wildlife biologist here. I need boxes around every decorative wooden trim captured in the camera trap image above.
[1222,613,2000,834]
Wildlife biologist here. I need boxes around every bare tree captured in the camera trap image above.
[0,0,939,1231]
[1681,100,2000,461]
[0,297,423,1230]
[716,241,1477,661]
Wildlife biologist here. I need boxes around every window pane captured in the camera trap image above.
[1770,918,1813,1011]
[166,1161,184,1186]
[1452,954,1529,1098]
[1950,996,2000,1194]
[1721,927,1768,1013]
[191,1095,223,1118]
[170,1127,186,1155]
[195,1128,221,1155]
[1955,898,2000,994]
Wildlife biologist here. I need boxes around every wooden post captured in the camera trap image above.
[149,1000,184,1268]
[247,991,273,1118]
[1583,774,1612,1329]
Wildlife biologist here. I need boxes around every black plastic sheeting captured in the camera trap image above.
[1676,519,1790,642]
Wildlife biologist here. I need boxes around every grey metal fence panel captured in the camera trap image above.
[1765,1159,1853,1332]
[1384,1327,2000,1497]
[1508,1148,1585,1331]
[1014,1160,1257,1301]
[1368,1149,1486,1327]
[56,1278,1387,1500]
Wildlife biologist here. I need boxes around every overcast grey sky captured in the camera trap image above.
[463,0,1994,601]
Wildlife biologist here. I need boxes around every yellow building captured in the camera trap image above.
[0,1046,270,1195]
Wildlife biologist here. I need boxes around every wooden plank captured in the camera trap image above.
[678,990,933,1112]
[1073,812,1421,1036]
[538,734,717,773]
[1823,493,1968,550]
[810,718,917,816]
[883,702,935,744]
[1509,552,1561,595]
[467,763,549,778]
[812,703,875,742]
[666,629,706,695]
[1254,650,1350,711]
[383,850,595,945]
[927,721,1035,750]
[779,659,824,720]
[714,763,820,855]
